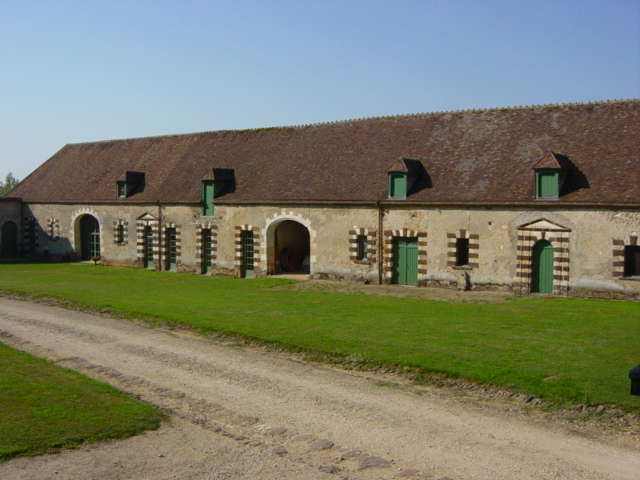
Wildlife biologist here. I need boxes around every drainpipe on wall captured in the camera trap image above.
[377,200,384,285]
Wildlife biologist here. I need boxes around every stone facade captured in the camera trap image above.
[2,201,637,299]
[2,100,638,299]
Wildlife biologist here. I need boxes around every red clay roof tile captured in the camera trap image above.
[9,100,640,206]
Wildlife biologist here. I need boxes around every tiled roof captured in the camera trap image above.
[9,99,640,206]
[532,152,570,170]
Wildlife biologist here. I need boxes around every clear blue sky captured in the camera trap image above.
[1,1,639,181]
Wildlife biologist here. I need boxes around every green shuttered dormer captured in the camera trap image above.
[202,180,215,216]
[201,168,235,216]
[532,152,571,200]
[115,171,145,199]
[387,157,423,200]
[535,169,559,199]
[388,172,407,199]
[116,181,127,198]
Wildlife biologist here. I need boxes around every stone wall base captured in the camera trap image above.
[568,287,640,301]
[421,278,514,293]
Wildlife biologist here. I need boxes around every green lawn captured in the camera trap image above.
[0,341,164,461]
[1,261,639,411]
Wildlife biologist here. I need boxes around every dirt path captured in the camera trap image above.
[0,297,638,480]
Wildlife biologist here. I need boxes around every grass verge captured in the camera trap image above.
[0,341,164,461]
[0,261,638,412]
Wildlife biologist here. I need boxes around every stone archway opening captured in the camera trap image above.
[75,214,100,261]
[267,220,310,274]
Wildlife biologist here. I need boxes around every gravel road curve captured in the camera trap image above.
[0,297,638,480]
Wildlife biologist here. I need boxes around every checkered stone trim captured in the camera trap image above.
[136,215,159,266]
[23,216,39,252]
[612,235,638,278]
[195,222,218,267]
[382,228,427,284]
[47,218,60,241]
[446,229,479,268]
[159,223,181,269]
[516,220,571,295]
[234,224,260,271]
[348,227,377,263]
[113,220,129,245]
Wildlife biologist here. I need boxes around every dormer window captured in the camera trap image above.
[388,173,407,199]
[202,180,215,216]
[532,152,570,200]
[115,171,145,199]
[201,167,235,216]
[387,157,424,200]
[535,169,559,199]
[117,181,127,198]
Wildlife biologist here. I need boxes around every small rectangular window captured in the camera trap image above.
[241,230,254,278]
[117,182,127,198]
[165,228,177,271]
[624,245,640,277]
[116,224,125,245]
[456,238,469,266]
[356,234,367,261]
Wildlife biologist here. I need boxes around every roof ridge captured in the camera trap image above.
[68,98,639,146]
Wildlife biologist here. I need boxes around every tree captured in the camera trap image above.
[0,173,19,196]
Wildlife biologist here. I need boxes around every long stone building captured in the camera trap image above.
[1,100,639,299]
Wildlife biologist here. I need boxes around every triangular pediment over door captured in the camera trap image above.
[518,218,570,232]
[137,212,157,222]
[516,218,571,296]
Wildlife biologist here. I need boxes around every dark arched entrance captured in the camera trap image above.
[1,221,18,256]
[270,220,310,274]
[531,240,554,293]
[79,215,100,260]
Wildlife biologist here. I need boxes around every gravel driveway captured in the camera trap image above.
[0,297,638,480]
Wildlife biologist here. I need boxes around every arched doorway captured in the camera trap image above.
[531,240,554,293]
[1,221,18,256]
[268,220,310,274]
[79,215,100,261]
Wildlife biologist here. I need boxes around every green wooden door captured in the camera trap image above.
[143,226,154,269]
[241,230,254,278]
[1,221,18,256]
[80,215,100,261]
[392,237,418,286]
[531,240,554,293]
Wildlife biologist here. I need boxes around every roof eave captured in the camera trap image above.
[215,199,640,209]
